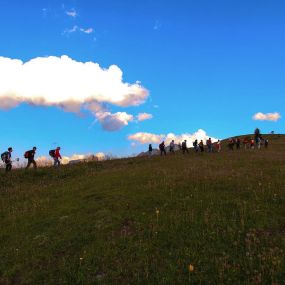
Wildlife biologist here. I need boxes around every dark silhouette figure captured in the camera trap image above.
[206,138,213,152]
[169,140,175,153]
[148,144,153,156]
[25,147,37,169]
[193,139,199,152]
[1,147,13,172]
[199,140,204,152]
[236,138,241,150]
[182,140,189,154]
[228,138,234,150]
[254,128,261,145]
[159,141,166,156]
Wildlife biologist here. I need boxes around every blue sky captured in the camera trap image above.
[0,0,284,159]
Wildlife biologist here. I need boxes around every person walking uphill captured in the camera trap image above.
[193,139,199,152]
[182,140,189,154]
[206,138,213,152]
[54,147,62,167]
[199,140,204,152]
[159,141,166,156]
[148,144,153,157]
[169,140,175,154]
[1,147,13,172]
[25,147,37,169]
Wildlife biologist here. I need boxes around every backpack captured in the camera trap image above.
[1,152,8,162]
[24,151,29,159]
[49,149,55,157]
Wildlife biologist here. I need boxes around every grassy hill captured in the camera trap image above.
[1,134,285,284]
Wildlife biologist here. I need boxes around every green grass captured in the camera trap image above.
[1,135,285,284]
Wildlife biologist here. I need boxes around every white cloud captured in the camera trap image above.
[137,112,153,122]
[0,55,149,131]
[95,111,134,131]
[36,152,106,166]
[128,132,164,144]
[128,129,218,145]
[80,28,93,34]
[64,25,78,34]
[253,112,281,122]
[66,9,77,18]
[36,156,53,166]
[64,26,94,35]
[62,152,105,163]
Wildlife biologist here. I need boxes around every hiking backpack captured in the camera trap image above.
[24,151,29,159]
[49,149,56,158]
[1,152,8,162]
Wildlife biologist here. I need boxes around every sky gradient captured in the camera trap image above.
[0,0,284,160]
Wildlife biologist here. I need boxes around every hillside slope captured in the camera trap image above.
[1,134,285,284]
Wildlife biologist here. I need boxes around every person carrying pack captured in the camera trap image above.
[53,147,62,167]
[159,141,166,156]
[1,147,13,172]
[49,149,56,158]
[228,138,234,150]
[148,144,153,157]
[199,140,204,152]
[25,147,37,169]
[235,138,241,150]
[182,140,189,154]
[216,140,221,152]
[193,139,198,152]
[207,138,213,152]
[169,140,175,154]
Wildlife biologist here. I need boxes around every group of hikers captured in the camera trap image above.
[149,138,222,156]
[149,129,269,156]
[1,146,62,172]
[1,129,270,171]
[227,137,269,150]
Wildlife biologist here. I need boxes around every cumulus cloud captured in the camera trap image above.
[62,152,105,163]
[137,112,153,122]
[128,129,218,145]
[35,156,53,167]
[128,132,165,144]
[0,55,149,130]
[95,111,134,131]
[253,112,281,122]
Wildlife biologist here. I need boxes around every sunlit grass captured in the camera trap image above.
[0,135,285,284]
